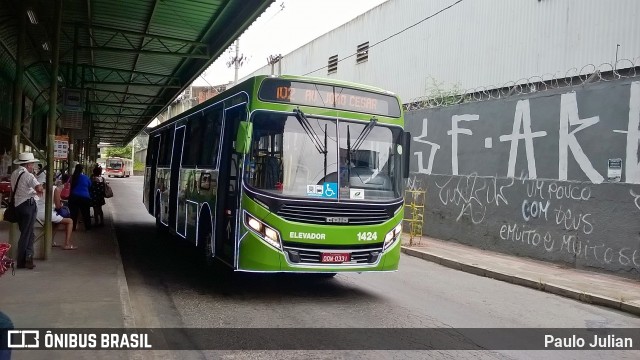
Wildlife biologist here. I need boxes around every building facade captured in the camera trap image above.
[244,0,640,103]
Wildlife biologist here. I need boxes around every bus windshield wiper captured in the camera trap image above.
[293,108,327,154]
[351,117,377,154]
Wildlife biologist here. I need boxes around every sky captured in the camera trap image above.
[192,0,388,87]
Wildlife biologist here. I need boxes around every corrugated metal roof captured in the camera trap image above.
[0,0,273,145]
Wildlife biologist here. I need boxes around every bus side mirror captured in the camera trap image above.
[235,121,253,154]
[403,131,411,179]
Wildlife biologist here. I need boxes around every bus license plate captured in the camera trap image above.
[321,253,350,263]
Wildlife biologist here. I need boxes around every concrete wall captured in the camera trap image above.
[405,78,640,279]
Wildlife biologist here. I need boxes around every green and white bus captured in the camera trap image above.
[144,75,410,274]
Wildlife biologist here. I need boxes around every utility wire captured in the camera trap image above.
[303,0,465,76]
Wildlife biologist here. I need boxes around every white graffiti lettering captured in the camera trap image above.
[558,92,604,184]
[522,199,550,221]
[526,179,546,199]
[447,114,479,175]
[413,117,441,175]
[547,182,591,201]
[500,224,637,269]
[553,206,594,235]
[630,189,640,211]
[436,173,514,225]
[499,99,547,179]
[499,223,554,251]
[406,176,422,192]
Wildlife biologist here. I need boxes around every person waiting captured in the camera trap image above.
[35,163,46,184]
[69,164,92,231]
[90,167,106,227]
[54,174,71,218]
[36,188,76,250]
[10,152,43,269]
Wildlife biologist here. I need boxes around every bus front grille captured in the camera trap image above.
[276,204,390,225]
[283,245,382,265]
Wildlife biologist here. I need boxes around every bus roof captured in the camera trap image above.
[148,75,402,133]
[254,75,399,98]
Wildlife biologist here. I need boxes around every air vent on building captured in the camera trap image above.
[328,55,338,74]
[356,42,369,64]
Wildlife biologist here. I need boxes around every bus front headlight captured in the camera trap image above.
[264,228,278,243]
[244,212,281,250]
[247,217,262,232]
[384,223,403,251]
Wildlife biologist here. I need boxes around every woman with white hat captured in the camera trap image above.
[10,152,44,269]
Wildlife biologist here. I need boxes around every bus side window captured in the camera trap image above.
[198,106,223,168]
[145,139,153,165]
[157,129,173,167]
[183,115,203,167]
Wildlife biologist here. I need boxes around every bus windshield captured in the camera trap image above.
[245,111,403,201]
[107,160,122,169]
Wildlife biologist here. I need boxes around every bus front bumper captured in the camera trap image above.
[236,230,401,273]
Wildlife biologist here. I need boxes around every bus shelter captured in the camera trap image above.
[0,0,273,259]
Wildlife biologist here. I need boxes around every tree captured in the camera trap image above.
[423,77,466,107]
[104,145,132,158]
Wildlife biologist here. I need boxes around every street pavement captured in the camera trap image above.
[0,175,639,360]
[400,236,640,317]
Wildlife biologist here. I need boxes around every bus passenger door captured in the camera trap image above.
[215,105,246,265]
[146,135,160,215]
[169,126,186,231]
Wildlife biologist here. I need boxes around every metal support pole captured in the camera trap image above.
[234,39,239,85]
[44,0,63,259]
[9,3,26,257]
[67,135,74,175]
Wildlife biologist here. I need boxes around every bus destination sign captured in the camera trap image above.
[259,78,401,118]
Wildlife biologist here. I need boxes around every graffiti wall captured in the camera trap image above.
[405,79,640,278]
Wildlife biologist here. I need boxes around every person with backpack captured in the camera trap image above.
[90,166,106,227]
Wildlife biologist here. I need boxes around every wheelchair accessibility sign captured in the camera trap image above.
[306,182,338,199]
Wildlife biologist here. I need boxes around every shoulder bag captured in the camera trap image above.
[104,178,113,199]
[3,172,25,223]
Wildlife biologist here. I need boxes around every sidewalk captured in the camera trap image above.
[401,235,640,316]
[0,204,134,330]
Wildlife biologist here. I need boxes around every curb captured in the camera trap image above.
[401,246,640,317]
[106,200,137,328]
